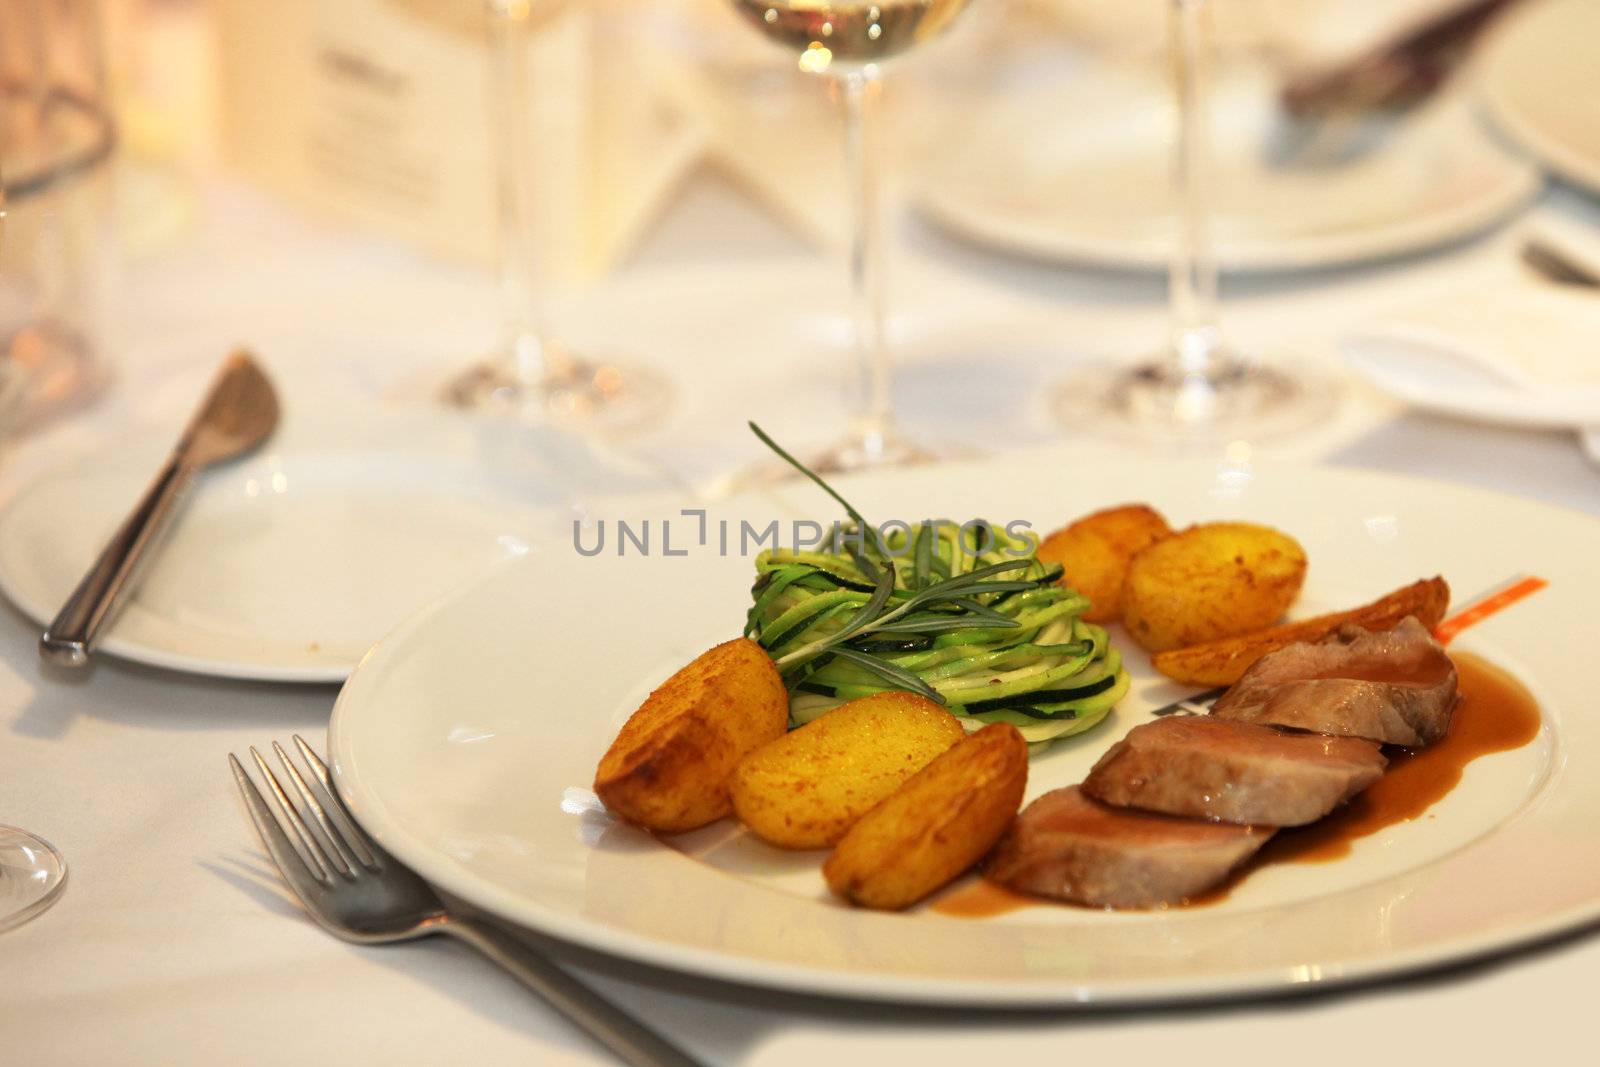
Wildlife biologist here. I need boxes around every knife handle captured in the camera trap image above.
[40,454,193,668]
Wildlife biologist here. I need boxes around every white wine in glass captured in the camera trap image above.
[730,0,969,62]
[726,1,975,483]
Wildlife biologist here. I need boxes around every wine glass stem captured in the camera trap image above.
[1168,0,1224,378]
[839,68,894,456]
[487,0,567,384]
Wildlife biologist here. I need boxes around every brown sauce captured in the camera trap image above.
[930,879,1037,918]
[1183,651,1542,906]
[932,652,1541,917]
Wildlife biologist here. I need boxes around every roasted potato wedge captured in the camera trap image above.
[1122,522,1308,652]
[594,637,787,833]
[730,692,965,850]
[824,722,1029,910]
[1036,504,1172,623]
[1152,576,1451,686]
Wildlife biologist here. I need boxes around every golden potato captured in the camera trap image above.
[824,722,1028,911]
[1122,522,1308,652]
[730,691,965,850]
[1152,576,1450,686]
[594,637,787,833]
[1036,504,1172,623]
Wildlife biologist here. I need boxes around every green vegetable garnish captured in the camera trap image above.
[744,422,1128,752]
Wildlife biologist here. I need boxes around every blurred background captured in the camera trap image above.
[106,1,1504,262]
[4,0,1598,490]
[103,0,1505,267]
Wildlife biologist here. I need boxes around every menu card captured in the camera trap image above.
[214,0,707,278]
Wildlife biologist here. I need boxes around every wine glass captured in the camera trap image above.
[442,0,670,433]
[0,167,69,932]
[726,1,974,481]
[0,825,67,932]
[0,0,114,440]
[1051,0,1331,441]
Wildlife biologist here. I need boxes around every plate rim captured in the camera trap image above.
[328,456,1600,1006]
[912,74,1541,274]
[1479,0,1600,200]
[1337,354,1600,431]
[0,458,352,685]
[915,162,1540,273]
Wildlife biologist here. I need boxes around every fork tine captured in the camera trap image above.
[249,745,335,884]
[271,741,355,880]
[292,734,378,870]
[229,753,331,890]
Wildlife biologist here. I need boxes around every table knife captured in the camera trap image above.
[39,350,279,668]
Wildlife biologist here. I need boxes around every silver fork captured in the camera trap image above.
[230,736,702,1067]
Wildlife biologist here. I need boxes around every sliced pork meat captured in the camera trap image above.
[985,786,1273,908]
[1081,715,1386,826]
[1211,616,1458,747]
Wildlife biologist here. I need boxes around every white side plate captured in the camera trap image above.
[0,408,577,682]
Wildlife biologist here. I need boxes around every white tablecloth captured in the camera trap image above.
[4,171,1599,1065]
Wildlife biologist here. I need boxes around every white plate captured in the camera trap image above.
[915,66,1539,272]
[1480,0,1600,198]
[330,452,1598,1005]
[0,408,584,682]
[1582,428,1600,466]
[1339,279,1600,433]
[1342,341,1600,430]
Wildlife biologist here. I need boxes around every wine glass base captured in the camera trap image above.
[442,351,670,437]
[0,319,107,440]
[1052,350,1339,445]
[712,425,946,497]
[0,826,66,933]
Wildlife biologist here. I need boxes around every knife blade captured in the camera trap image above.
[39,350,279,669]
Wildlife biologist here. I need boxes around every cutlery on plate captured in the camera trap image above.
[1266,0,1523,168]
[229,736,702,1067]
[1521,238,1600,290]
[39,350,279,668]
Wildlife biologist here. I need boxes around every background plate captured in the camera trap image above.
[1480,0,1600,199]
[916,65,1538,272]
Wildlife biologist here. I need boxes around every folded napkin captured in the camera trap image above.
[1342,243,1600,428]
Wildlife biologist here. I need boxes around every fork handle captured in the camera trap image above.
[445,920,705,1067]
[40,453,192,668]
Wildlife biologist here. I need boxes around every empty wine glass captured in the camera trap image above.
[0,0,114,440]
[1052,0,1331,442]
[725,1,974,482]
[442,0,670,433]
[1,163,68,931]
[0,825,66,932]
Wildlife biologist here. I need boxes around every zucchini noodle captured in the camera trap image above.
[745,521,1128,751]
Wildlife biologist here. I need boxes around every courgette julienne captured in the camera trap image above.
[744,422,1127,752]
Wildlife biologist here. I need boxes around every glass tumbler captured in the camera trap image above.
[0,0,115,439]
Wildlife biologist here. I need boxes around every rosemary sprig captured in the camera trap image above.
[748,423,1054,704]
[824,648,944,702]
[748,421,872,537]
[912,522,934,589]
[769,557,1033,671]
